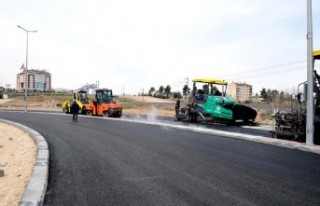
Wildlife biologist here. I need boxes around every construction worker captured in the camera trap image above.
[71,101,80,122]
[175,97,181,116]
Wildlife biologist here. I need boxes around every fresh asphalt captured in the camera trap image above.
[0,111,319,205]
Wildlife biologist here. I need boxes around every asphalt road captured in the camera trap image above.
[1,111,320,205]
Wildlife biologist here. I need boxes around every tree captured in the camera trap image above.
[260,88,281,102]
[270,89,279,102]
[158,86,164,96]
[279,91,285,102]
[182,84,190,96]
[260,88,268,101]
[259,87,293,103]
[164,85,171,98]
[148,87,155,96]
[172,92,182,98]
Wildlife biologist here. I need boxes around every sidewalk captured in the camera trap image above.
[0,122,36,206]
[0,119,49,206]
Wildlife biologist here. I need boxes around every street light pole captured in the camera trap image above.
[306,0,314,145]
[17,25,37,112]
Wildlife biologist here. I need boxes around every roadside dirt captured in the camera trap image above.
[0,122,37,206]
[0,98,59,111]
[122,95,175,103]
[0,97,176,116]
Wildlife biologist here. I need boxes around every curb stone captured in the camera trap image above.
[0,118,49,206]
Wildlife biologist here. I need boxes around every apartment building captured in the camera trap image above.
[227,82,252,102]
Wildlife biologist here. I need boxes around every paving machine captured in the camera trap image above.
[62,90,89,114]
[176,78,257,125]
[83,88,122,117]
[273,50,320,144]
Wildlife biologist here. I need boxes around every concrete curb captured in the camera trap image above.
[0,118,49,206]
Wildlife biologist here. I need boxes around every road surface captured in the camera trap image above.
[0,111,319,205]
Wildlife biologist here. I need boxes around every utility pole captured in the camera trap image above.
[17,25,37,112]
[96,81,99,89]
[306,0,314,145]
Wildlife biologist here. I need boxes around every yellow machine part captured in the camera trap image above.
[314,49,320,60]
[62,100,84,113]
[192,78,228,85]
[62,100,71,113]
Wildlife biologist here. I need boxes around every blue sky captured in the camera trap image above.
[0,0,319,95]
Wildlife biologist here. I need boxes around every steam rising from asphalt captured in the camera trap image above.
[146,106,158,122]
[119,106,272,140]
[120,109,268,140]
[121,106,216,132]
[122,106,164,123]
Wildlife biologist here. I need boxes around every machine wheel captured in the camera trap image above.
[103,111,110,117]
[86,110,92,116]
[243,119,249,125]
[226,119,236,126]
[116,111,122,118]
[186,113,195,122]
[187,111,197,122]
[185,111,191,122]
[63,106,69,114]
